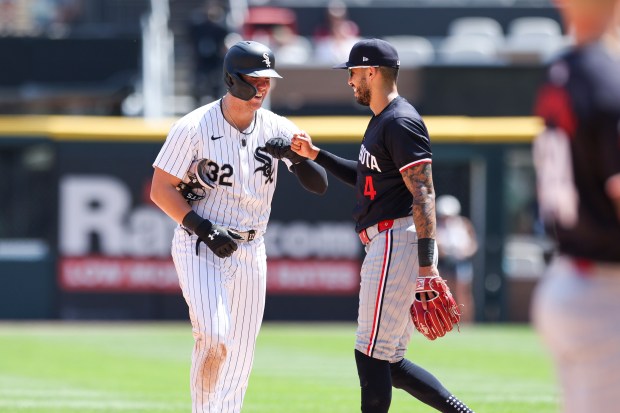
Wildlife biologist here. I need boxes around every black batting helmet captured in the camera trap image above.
[223,41,282,101]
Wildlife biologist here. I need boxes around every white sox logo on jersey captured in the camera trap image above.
[359,143,382,172]
[262,52,271,68]
[254,147,274,183]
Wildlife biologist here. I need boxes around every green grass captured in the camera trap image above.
[0,322,558,412]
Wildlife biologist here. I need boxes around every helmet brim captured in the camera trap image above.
[241,68,283,78]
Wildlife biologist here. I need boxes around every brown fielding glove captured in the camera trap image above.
[410,276,461,340]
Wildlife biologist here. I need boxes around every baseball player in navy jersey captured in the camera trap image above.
[287,39,474,413]
[150,41,327,413]
[531,1,620,412]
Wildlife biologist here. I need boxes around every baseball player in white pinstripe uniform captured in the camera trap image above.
[150,41,327,413]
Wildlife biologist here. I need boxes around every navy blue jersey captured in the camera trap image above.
[534,41,620,262]
[354,96,432,232]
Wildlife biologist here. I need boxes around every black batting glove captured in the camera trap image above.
[264,137,305,164]
[183,211,242,258]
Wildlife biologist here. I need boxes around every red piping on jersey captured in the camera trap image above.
[534,84,578,137]
[573,258,594,276]
[399,158,432,172]
[366,229,392,356]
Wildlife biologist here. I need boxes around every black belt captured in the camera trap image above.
[182,226,257,242]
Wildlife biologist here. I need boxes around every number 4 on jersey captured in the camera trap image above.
[364,175,377,200]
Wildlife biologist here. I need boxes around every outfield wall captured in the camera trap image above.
[0,115,544,322]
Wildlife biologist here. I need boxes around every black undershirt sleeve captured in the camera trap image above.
[314,149,357,187]
[290,159,328,195]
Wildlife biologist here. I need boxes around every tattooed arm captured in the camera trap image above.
[401,162,439,277]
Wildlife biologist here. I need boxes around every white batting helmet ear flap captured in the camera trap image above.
[224,71,257,101]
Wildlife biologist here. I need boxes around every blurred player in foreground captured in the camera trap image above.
[287,38,473,413]
[150,41,327,412]
[531,0,620,412]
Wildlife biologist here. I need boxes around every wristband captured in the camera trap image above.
[182,210,207,233]
[418,238,435,267]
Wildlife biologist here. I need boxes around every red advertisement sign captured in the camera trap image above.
[59,256,361,295]
[59,256,179,293]
[267,259,360,295]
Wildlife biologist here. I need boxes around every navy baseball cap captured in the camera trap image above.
[333,38,400,69]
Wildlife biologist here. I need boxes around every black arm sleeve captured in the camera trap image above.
[314,149,357,187]
[290,159,328,195]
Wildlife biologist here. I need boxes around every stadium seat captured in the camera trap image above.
[502,17,566,63]
[383,35,435,66]
[438,35,502,64]
[274,35,313,66]
[447,17,504,46]
[508,17,562,38]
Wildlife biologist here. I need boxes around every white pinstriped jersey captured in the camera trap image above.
[154,98,298,412]
[153,99,296,233]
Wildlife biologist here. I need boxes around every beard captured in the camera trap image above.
[354,78,371,106]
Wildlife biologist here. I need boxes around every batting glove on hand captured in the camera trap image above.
[264,137,305,164]
[194,220,243,258]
